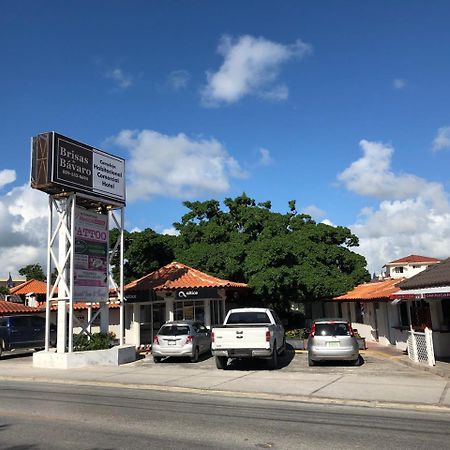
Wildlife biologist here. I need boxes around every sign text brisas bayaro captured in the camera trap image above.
[31,132,125,205]
[74,207,109,301]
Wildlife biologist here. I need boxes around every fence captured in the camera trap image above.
[407,327,435,366]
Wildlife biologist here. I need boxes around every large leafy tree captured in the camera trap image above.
[110,228,175,284]
[173,194,370,312]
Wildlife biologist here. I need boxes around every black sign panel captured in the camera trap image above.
[54,137,93,189]
[175,288,221,300]
[31,132,126,205]
[124,290,155,303]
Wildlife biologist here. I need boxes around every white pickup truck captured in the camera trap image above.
[211,308,285,370]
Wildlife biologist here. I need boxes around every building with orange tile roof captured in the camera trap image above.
[329,254,445,354]
[10,279,49,295]
[123,261,249,347]
[383,254,441,279]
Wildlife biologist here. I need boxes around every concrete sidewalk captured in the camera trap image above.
[364,341,450,380]
[0,346,449,412]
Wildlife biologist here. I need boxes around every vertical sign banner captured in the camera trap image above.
[74,207,109,301]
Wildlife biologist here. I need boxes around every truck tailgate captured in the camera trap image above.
[213,327,269,349]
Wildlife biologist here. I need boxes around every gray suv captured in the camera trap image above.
[307,318,359,366]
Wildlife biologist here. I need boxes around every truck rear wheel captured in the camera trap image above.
[215,356,227,369]
[268,343,278,370]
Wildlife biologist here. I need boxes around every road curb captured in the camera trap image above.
[1,375,449,414]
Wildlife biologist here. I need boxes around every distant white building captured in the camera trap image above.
[328,254,447,355]
[384,254,441,280]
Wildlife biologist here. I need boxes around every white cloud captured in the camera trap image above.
[432,126,450,152]
[339,140,450,274]
[392,78,407,90]
[161,227,179,236]
[302,204,325,220]
[106,68,133,89]
[110,129,247,201]
[0,183,48,276]
[321,219,335,227]
[201,35,312,106]
[0,169,16,189]
[337,139,448,210]
[167,70,191,91]
[258,148,273,166]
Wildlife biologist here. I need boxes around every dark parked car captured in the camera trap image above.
[307,318,359,366]
[0,315,56,357]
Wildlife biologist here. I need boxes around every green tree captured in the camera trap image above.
[0,286,9,295]
[173,194,370,313]
[18,263,46,281]
[110,228,175,284]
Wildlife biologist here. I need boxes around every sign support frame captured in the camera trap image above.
[44,191,125,353]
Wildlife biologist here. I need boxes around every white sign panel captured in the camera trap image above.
[92,151,125,201]
[74,208,109,301]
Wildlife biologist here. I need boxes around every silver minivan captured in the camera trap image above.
[152,321,211,363]
[307,319,359,366]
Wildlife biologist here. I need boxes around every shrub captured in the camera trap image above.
[73,332,116,351]
[285,328,309,339]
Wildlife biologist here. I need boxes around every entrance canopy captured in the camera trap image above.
[124,261,248,302]
[391,286,450,301]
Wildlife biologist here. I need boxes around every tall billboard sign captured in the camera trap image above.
[31,132,125,205]
[74,208,109,301]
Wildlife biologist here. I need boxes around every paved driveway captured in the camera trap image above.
[137,347,436,379]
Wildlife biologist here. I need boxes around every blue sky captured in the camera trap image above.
[1,1,450,277]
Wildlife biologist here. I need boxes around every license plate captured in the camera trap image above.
[166,340,176,346]
[326,341,340,348]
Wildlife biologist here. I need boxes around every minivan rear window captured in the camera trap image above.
[158,325,190,336]
[315,323,350,337]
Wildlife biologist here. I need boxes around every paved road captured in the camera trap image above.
[1,349,449,410]
[0,380,449,450]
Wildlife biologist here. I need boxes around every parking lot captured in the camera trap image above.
[135,346,435,379]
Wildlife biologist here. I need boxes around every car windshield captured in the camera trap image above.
[315,323,350,337]
[158,325,190,336]
[226,312,271,324]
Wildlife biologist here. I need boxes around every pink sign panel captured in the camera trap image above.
[74,208,109,301]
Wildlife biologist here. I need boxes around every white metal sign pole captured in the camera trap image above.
[45,196,53,352]
[68,194,75,352]
[120,207,125,345]
[56,199,68,354]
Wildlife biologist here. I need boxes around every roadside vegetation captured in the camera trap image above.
[20,194,370,326]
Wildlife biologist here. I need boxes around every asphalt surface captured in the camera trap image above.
[0,380,449,450]
[1,348,449,412]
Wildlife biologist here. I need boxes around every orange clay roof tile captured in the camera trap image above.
[0,300,41,315]
[10,279,49,295]
[125,261,247,291]
[386,255,441,265]
[333,278,404,301]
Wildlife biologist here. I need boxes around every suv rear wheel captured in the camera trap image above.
[191,346,199,363]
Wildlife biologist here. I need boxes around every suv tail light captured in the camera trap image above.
[310,323,316,338]
[186,335,193,344]
[347,323,355,337]
[153,335,160,345]
[265,331,271,342]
